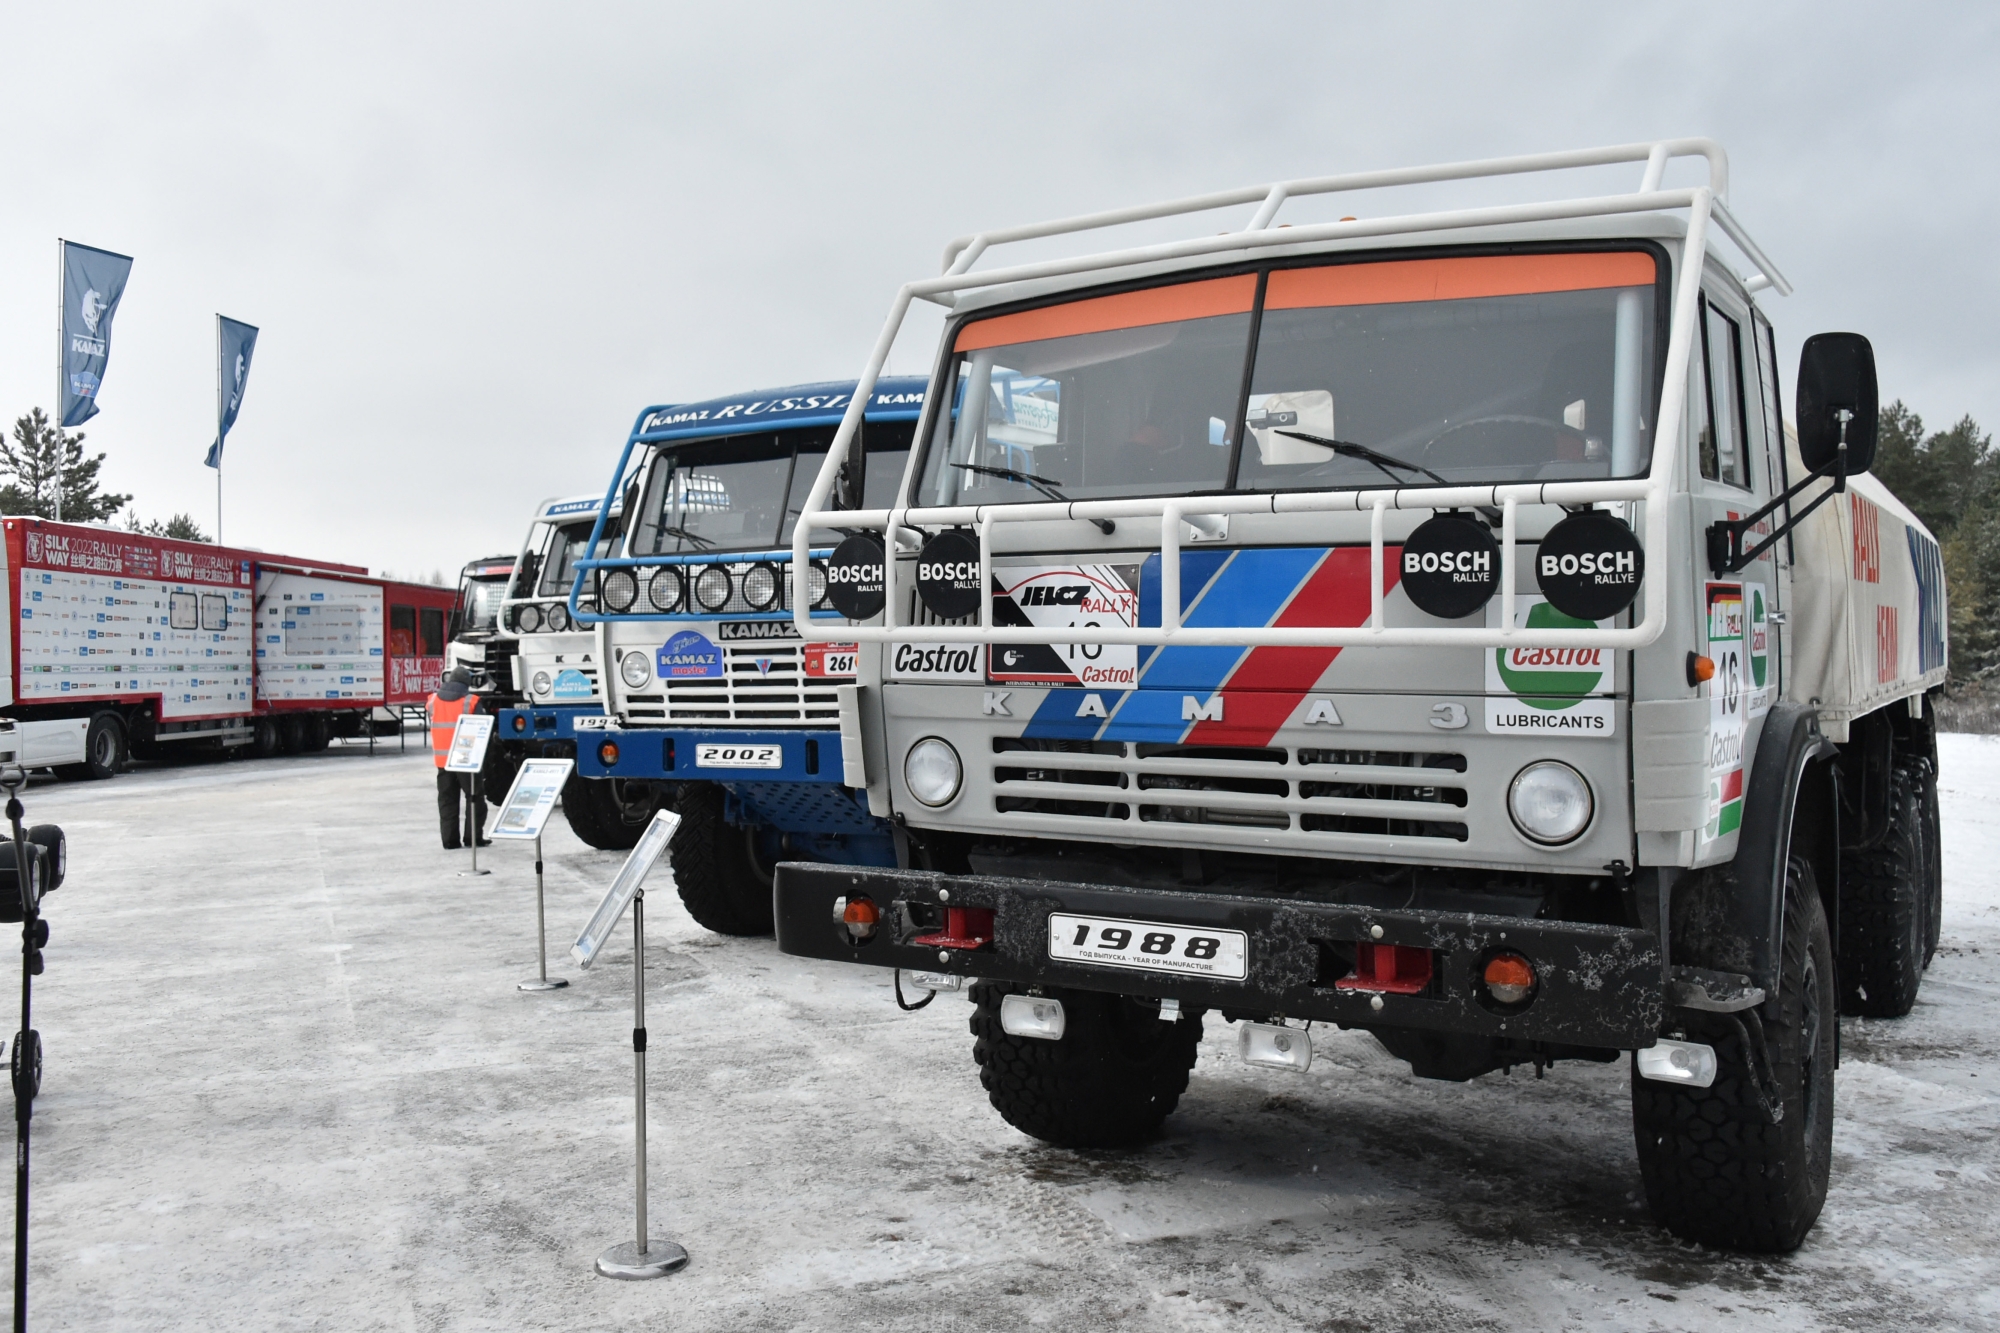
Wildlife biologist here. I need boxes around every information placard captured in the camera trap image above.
[444,713,495,773]
[571,809,680,969]
[491,757,574,840]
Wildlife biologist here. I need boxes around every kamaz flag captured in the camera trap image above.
[59,240,135,428]
[205,316,259,469]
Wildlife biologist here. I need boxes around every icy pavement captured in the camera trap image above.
[12,734,2000,1331]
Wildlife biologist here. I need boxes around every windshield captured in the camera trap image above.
[537,516,622,596]
[915,251,1659,507]
[631,425,915,556]
[459,577,509,632]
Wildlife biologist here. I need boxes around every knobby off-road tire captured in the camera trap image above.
[969,981,1205,1149]
[1839,766,1926,1017]
[666,782,774,936]
[1916,760,1943,968]
[561,773,648,851]
[1633,855,1836,1253]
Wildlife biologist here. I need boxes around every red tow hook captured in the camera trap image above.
[913,906,995,950]
[1335,942,1434,995]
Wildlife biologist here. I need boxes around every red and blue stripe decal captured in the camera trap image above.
[1020,546,1401,746]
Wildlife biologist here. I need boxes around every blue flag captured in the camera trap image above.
[206,316,259,469]
[59,241,135,429]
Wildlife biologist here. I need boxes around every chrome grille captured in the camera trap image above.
[990,739,1469,842]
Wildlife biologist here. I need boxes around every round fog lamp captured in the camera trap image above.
[1507,760,1594,845]
[545,602,571,632]
[807,560,829,609]
[648,568,684,613]
[516,603,544,633]
[619,652,652,689]
[694,565,733,611]
[741,562,780,610]
[601,570,638,613]
[904,737,962,807]
[531,671,553,697]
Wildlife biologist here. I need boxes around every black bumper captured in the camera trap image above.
[775,863,1665,1050]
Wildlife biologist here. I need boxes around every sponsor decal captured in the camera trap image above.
[1534,509,1644,621]
[1909,528,1946,674]
[718,619,800,641]
[551,668,594,700]
[915,529,982,619]
[804,642,858,678]
[1484,599,1616,736]
[1877,605,1900,685]
[1851,493,1881,583]
[889,641,982,681]
[1399,513,1499,620]
[1702,583,1747,844]
[990,563,1140,686]
[825,533,886,619]
[655,630,724,679]
[1746,583,1773,719]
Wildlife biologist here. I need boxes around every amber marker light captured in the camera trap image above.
[1483,952,1537,1005]
[842,896,879,941]
[1687,652,1716,686]
[598,741,620,767]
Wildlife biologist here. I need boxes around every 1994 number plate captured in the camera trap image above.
[1047,912,1248,981]
[695,743,782,769]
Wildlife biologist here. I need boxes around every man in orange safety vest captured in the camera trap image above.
[428,667,488,849]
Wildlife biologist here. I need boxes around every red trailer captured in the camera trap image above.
[0,517,457,777]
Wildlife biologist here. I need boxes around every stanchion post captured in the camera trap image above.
[517,831,566,992]
[594,889,685,1278]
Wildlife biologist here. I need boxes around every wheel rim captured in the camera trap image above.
[93,728,116,768]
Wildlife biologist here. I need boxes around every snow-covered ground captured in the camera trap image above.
[14,733,2000,1331]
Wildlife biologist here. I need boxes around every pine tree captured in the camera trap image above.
[0,408,132,522]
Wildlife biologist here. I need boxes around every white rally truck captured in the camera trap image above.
[774,140,1946,1253]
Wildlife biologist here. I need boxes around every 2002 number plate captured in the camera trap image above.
[1047,912,1248,981]
[695,743,783,769]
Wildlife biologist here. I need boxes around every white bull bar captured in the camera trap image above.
[791,139,1788,651]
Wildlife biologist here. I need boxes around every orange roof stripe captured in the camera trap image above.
[1265,251,1654,311]
[953,274,1258,352]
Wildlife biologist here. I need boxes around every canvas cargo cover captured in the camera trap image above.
[1782,425,1947,728]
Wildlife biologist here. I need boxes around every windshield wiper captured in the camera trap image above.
[1276,430,1452,487]
[658,524,717,550]
[952,462,1113,533]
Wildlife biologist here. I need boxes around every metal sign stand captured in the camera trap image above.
[517,834,566,992]
[595,888,686,1279]
[460,767,490,878]
[3,767,39,1333]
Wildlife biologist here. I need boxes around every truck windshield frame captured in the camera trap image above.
[459,577,509,633]
[629,423,915,557]
[912,245,1669,510]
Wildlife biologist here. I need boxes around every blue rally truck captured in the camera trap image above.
[494,492,664,849]
[568,379,928,933]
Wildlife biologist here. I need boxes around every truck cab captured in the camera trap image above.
[568,380,928,933]
[773,140,1946,1254]
[446,553,517,695]
[494,494,650,848]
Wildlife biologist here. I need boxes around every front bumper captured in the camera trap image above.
[498,704,602,745]
[579,724,848,784]
[775,863,1665,1049]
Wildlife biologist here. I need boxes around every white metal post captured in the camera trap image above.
[594,889,688,1279]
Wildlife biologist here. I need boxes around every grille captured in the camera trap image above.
[622,644,838,724]
[989,739,1469,842]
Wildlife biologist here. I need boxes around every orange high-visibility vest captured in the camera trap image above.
[428,693,478,768]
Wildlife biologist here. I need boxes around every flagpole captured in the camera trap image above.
[52,241,62,524]
[215,315,223,544]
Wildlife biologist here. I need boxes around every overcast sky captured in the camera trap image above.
[0,2,1993,580]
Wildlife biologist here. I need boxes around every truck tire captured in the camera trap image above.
[560,774,647,850]
[301,714,331,753]
[1838,766,1926,1017]
[666,783,775,936]
[969,981,1205,1149]
[252,718,283,758]
[63,713,127,780]
[279,715,307,754]
[1632,855,1835,1253]
[1917,761,1942,968]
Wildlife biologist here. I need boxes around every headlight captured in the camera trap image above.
[515,603,544,633]
[694,565,733,611]
[741,562,780,610]
[601,570,638,613]
[619,652,652,689]
[545,602,571,632]
[904,737,962,807]
[531,671,553,697]
[648,568,684,613]
[807,560,829,609]
[1507,761,1594,845]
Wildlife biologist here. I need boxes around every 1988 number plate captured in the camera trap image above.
[695,743,783,769]
[1047,912,1248,981]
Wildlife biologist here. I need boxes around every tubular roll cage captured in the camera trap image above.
[565,405,843,626]
[787,138,1789,652]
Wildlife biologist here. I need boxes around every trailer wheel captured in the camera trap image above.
[1633,855,1834,1253]
[666,783,774,936]
[65,712,127,780]
[1838,766,1926,1016]
[252,718,283,758]
[278,715,307,754]
[969,981,1205,1149]
[298,714,331,753]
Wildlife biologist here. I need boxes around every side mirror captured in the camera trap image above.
[1796,333,1878,475]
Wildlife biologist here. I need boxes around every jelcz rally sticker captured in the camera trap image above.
[989,564,1139,686]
